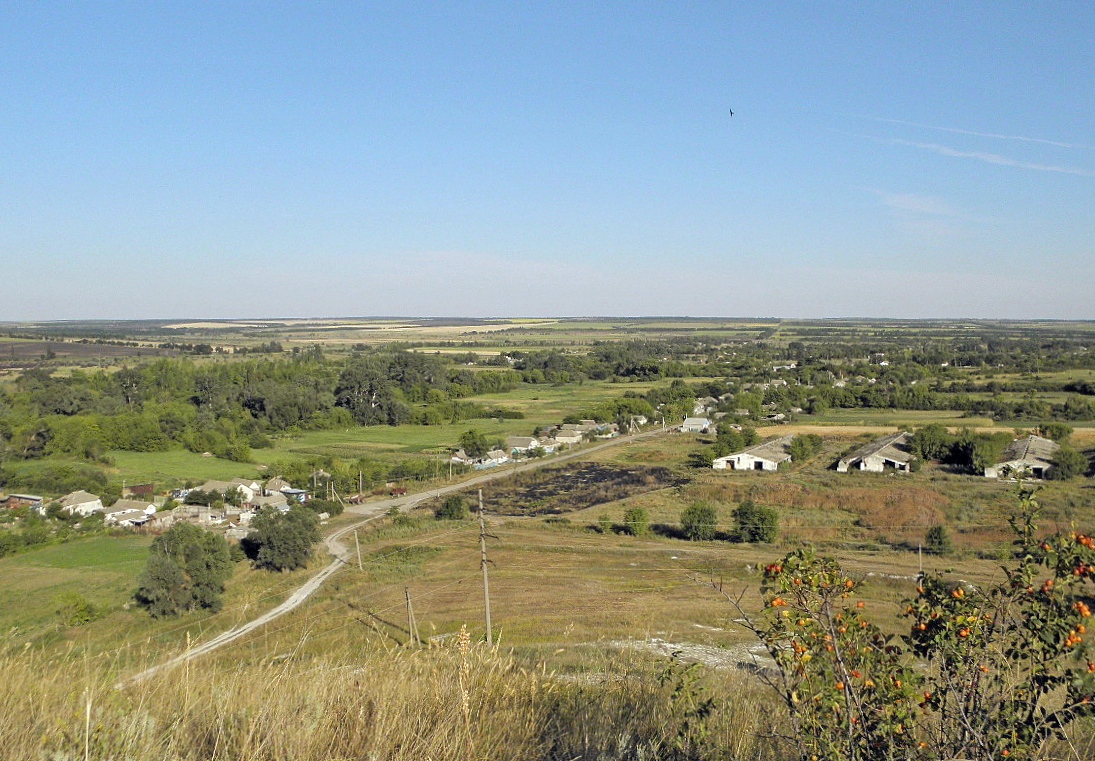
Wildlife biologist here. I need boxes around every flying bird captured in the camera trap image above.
[729,108,734,117]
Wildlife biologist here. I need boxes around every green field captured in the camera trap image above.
[108,449,267,485]
[0,534,153,637]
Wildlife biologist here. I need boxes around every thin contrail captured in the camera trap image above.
[866,135,1095,177]
[865,116,1091,151]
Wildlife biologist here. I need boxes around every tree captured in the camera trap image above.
[924,523,953,555]
[1048,446,1089,480]
[788,434,823,463]
[910,423,953,461]
[436,494,469,520]
[623,506,649,536]
[458,429,490,459]
[1038,421,1073,443]
[732,500,778,543]
[245,505,321,572]
[134,523,234,617]
[680,501,717,541]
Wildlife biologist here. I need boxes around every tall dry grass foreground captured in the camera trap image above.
[0,635,784,761]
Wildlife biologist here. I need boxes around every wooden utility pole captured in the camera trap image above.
[478,489,493,646]
[355,530,362,571]
[405,587,419,646]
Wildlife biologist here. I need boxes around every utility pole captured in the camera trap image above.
[405,587,420,646]
[355,530,362,571]
[478,489,493,646]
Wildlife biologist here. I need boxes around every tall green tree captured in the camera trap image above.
[134,523,234,617]
[245,505,321,572]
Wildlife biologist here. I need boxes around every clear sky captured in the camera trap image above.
[2,2,1093,320]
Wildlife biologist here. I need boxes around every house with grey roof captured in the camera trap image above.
[837,432,914,473]
[60,490,104,517]
[712,435,795,472]
[984,435,1060,479]
[681,417,712,433]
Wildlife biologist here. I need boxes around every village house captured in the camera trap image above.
[198,479,257,503]
[59,490,104,517]
[712,435,795,472]
[984,435,1060,479]
[553,429,583,446]
[478,449,511,468]
[247,493,289,511]
[263,476,293,496]
[505,436,541,454]
[103,498,157,526]
[681,417,713,433]
[451,449,476,466]
[837,432,914,473]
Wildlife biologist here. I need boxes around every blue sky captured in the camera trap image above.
[2,2,1093,320]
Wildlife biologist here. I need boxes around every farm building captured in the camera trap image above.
[713,435,794,472]
[984,435,1060,479]
[681,417,712,433]
[2,493,43,510]
[837,432,914,473]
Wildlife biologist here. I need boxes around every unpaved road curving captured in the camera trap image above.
[121,427,673,685]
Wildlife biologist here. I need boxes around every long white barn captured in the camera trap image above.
[713,435,794,472]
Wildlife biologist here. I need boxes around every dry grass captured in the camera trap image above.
[0,635,785,761]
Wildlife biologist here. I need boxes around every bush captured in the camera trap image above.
[924,524,953,555]
[732,500,778,543]
[680,501,717,541]
[436,495,469,520]
[735,485,1095,761]
[622,507,649,536]
[1048,445,1089,480]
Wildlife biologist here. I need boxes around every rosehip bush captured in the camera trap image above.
[756,551,922,761]
[741,484,1095,761]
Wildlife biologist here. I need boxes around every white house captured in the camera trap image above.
[681,417,713,433]
[837,432,914,473]
[984,435,1060,479]
[60,491,104,517]
[713,435,795,472]
[503,437,538,455]
[105,509,153,527]
[554,429,583,446]
[199,480,256,503]
[103,498,157,525]
[475,449,511,469]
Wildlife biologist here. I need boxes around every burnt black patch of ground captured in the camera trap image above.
[468,462,688,516]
